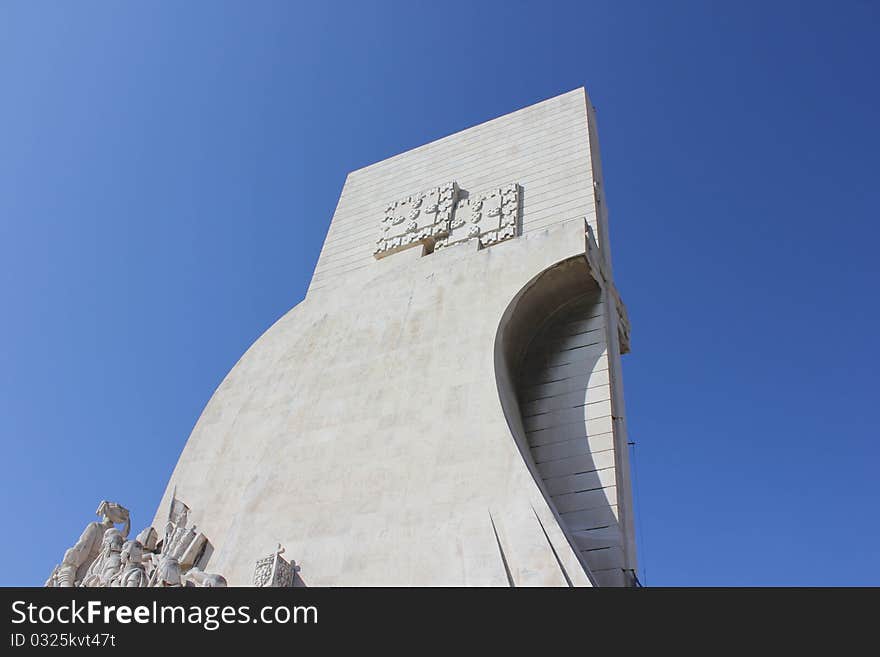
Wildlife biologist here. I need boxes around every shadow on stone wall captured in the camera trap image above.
[495,256,624,586]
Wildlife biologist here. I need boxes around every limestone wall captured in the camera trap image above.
[309,89,601,296]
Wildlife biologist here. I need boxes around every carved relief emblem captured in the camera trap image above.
[435,182,520,251]
[374,182,459,259]
[374,181,520,259]
[253,544,295,587]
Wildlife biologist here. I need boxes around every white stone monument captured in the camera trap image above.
[150,87,638,586]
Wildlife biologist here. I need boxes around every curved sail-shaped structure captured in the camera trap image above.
[496,255,634,584]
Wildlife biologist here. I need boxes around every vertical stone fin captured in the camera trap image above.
[531,506,574,587]
[489,512,515,588]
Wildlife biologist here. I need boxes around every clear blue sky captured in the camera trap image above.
[1,1,877,586]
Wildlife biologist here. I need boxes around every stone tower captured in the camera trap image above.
[154,88,638,586]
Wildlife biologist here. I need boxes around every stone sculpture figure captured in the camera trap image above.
[80,527,125,587]
[136,526,158,552]
[148,494,204,586]
[47,501,129,587]
[47,498,244,587]
[150,556,182,587]
[133,526,160,580]
[183,567,228,587]
[44,548,79,587]
[110,540,149,588]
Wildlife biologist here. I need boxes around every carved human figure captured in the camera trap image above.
[136,527,158,553]
[150,495,211,585]
[80,528,125,587]
[46,501,129,587]
[134,527,160,580]
[183,567,227,588]
[47,498,228,588]
[45,548,79,587]
[164,524,197,561]
[150,555,183,587]
[110,540,149,588]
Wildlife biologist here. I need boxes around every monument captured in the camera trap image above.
[49,87,638,586]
